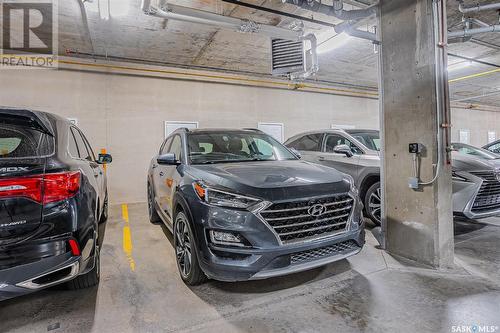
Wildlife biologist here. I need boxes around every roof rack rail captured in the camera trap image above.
[243,128,264,132]
[176,127,190,132]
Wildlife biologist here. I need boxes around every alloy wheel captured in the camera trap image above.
[368,186,382,224]
[175,216,192,278]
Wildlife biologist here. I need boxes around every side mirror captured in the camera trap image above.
[157,153,180,165]
[290,147,301,159]
[333,144,353,157]
[97,153,112,164]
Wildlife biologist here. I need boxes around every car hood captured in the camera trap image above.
[186,160,351,201]
[452,152,500,172]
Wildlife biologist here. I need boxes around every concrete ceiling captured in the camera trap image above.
[55,0,500,106]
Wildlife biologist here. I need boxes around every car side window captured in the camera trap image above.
[79,129,96,161]
[488,143,500,153]
[71,127,92,161]
[288,134,323,151]
[168,135,183,161]
[325,134,363,155]
[68,129,80,158]
[160,137,173,155]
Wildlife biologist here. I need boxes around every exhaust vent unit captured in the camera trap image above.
[271,39,306,76]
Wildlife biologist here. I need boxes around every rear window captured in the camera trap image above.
[0,126,54,158]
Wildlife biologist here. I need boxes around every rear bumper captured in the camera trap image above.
[0,252,80,301]
[0,233,97,301]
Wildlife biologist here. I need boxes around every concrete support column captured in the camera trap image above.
[378,0,454,267]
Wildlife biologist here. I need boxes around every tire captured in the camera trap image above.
[364,181,382,226]
[148,182,161,224]
[66,245,100,290]
[173,211,206,285]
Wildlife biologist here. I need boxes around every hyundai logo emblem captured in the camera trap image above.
[308,204,326,217]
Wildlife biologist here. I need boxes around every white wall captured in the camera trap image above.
[450,107,500,146]
[2,67,498,203]
[0,68,378,203]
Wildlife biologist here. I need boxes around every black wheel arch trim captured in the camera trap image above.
[172,192,200,245]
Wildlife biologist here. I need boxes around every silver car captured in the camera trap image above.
[285,129,500,224]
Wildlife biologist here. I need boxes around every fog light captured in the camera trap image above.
[209,230,245,247]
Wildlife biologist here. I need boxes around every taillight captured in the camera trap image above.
[0,176,43,202]
[0,171,81,204]
[42,171,81,204]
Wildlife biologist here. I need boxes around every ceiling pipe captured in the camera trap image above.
[290,34,318,80]
[458,1,500,14]
[282,0,377,21]
[470,18,490,28]
[141,0,303,41]
[334,21,379,42]
[282,0,378,42]
[449,24,500,39]
[219,0,336,28]
[76,0,95,56]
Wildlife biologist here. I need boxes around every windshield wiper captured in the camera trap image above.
[196,159,249,164]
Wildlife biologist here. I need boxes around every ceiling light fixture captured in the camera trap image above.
[447,60,473,72]
[316,30,352,54]
[98,0,110,20]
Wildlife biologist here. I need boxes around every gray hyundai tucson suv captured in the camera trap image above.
[147,128,365,285]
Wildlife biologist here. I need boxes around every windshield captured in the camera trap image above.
[346,130,381,151]
[451,143,500,160]
[187,132,297,164]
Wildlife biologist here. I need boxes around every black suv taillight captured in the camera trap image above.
[0,171,81,204]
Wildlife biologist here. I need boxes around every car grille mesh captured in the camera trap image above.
[259,194,353,244]
[470,171,500,212]
[291,240,359,265]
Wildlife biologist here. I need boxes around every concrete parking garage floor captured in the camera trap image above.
[0,204,499,333]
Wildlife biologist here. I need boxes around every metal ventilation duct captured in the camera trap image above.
[271,34,318,80]
[271,39,306,76]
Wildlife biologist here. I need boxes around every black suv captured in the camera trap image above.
[0,109,112,301]
[147,128,365,285]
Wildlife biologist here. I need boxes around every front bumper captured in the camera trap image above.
[200,227,364,282]
[453,173,500,219]
[188,192,365,282]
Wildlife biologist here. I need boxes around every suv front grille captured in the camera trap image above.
[259,194,353,244]
[470,171,500,212]
[291,240,359,265]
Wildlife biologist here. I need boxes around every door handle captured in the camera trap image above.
[318,156,325,161]
[152,164,158,169]
[159,171,165,177]
[94,173,99,178]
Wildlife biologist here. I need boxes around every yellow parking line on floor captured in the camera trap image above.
[121,204,129,223]
[121,204,136,271]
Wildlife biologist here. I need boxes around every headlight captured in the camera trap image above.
[193,181,260,209]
